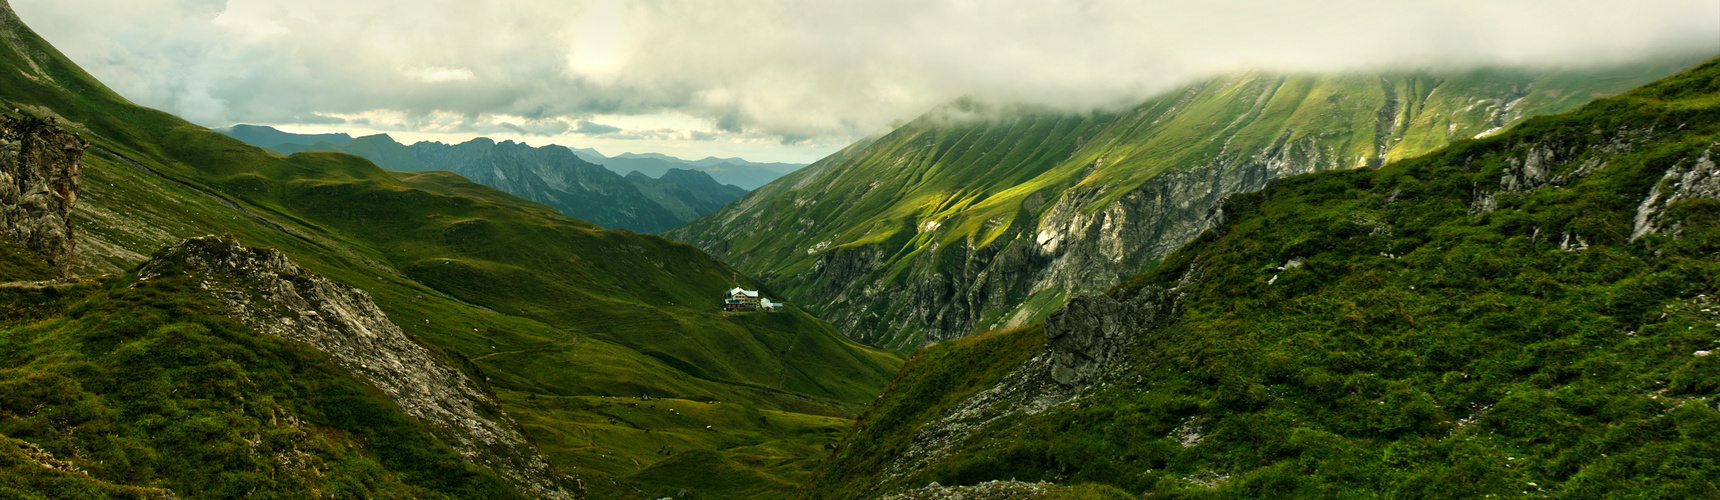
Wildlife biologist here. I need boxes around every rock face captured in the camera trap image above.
[882,480,1058,500]
[1044,285,1174,386]
[0,115,83,274]
[138,235,572,500]
[883,285,1174,481]
[1634,143,1720,239]
[671,64,1699,350]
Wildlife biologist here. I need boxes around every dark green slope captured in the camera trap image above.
[215,124,352,149]
[809,57,1720,499]
[332,133,430,171]
[671,58,1708,351]
[0,2,900,498]
[628,168,748,222]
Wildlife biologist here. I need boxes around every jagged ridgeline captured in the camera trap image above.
[670,56,1709,351]
[229,132,749,234]
[809,57,1720,498]
[0,2,900,499]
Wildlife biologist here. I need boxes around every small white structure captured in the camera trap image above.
[724,287,761,312]
[724,286,784,312]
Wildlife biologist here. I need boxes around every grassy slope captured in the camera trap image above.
[0,4,900,497]
[808,57,1720,498]
[0,263,524,499]
[672,58,1706,350]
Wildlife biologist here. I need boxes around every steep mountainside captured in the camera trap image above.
[227,130,746,233]
[0,3,900,498]
[0,243,543,499]
[628,168,749,222]
[808,57,1720,499]
[671,59,1707,350]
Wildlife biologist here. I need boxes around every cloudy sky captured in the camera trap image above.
[12,0,1719,163]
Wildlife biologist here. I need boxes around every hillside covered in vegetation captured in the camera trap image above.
[0,2,900,498]
[807,56,1720,498]
[672,58,1707,351]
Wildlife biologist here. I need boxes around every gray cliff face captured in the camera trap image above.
[138,236,572,500]
[881,285,1175,487]
[803,137,1334,349]
[1464,126,1715,247]
[1634,143,1720,239]
[671,65,1700,351]
[0,115,83,275]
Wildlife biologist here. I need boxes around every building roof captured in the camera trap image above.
[728,287,759,298]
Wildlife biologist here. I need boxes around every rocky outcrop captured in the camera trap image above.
[882,480,1059,500]
[0,115,83,274]
[1044,286,1173,386]
[883,285,1174,481]
[805,136,1329,348]
[1468,133,1628,214]
[672,65,1699,351]
[1633,143,1720,239]
[138,235,572,500]
[1458,129,1717,244]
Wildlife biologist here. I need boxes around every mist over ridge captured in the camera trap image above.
[11,0,1717,161]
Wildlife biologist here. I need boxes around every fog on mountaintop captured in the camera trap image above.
[11,0,1719,162]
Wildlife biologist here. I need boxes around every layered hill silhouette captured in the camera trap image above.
[219,128,750,233]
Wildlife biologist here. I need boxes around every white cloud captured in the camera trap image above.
[11,0,1719,162]
[404,67,477,83]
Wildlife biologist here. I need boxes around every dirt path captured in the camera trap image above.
[472,338,580,361]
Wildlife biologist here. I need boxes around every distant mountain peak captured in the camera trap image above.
[218,124,354,149]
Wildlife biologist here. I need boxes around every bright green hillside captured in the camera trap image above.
[0,2,900,498]
[809,56,1720,498]
[672,58,1708,351]
[0,258,526,499]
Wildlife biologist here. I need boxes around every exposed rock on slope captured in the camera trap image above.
[807,58,1720,498]
[885,285,1174,481]
[138,235,572,500]
[1634,144,1720,239]
[0,114,82,274]
[672,61,1704,350]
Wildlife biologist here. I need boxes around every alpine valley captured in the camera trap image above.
[671,57,1709,351]
[805,56,1720,499]
[0,3,898,499]
[0,0,1717,498]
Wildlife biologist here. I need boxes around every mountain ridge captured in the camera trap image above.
[671,57,1708,351]
[0,3,901,498]
[223,125,803,190]
[808,54,1720,499]
[224,130,747,233]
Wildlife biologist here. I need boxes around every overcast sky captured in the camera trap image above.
[12,0,1719,163]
